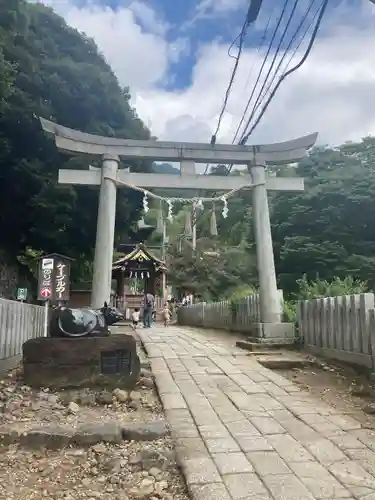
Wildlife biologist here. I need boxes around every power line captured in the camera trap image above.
[240,0,319,139]
[241,0,329,142]
[231,12,273,145]
[210,19,248,148]
[203,0,327,208]
[210,0,265,146]
[204,0,266,176]
[238,0,300,144]
[231,0,292,150]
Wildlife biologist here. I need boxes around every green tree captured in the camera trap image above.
[0,0,152,282]
[271,138,375,293]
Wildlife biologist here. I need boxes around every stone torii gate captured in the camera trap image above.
[39,117,317,341]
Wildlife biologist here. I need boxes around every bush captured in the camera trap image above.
[283,300,297,324]
[296,274,368,300]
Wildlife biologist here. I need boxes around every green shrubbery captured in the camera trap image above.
[283,275,370,325]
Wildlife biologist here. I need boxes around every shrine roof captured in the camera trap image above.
[112,244,167,272]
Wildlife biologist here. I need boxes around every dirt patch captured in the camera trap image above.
[276,354,375,428]
[0,345,189,500]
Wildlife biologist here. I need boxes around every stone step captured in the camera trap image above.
[257,356,314,370]
[236,340,297,352]
[0,420,169,449]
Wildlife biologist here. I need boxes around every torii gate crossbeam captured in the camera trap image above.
[40,117,318,343]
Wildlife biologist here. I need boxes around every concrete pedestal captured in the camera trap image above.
[22,333,140,390]
[246,322,296,344]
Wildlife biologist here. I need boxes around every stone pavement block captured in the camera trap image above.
[330,433,367,451]
[223,473,272,499]
[242,370,269,383]
[305,438,348,465]
[181,457,222,485]
[346,448,375,476]
[214,410,248,424]
[160,392,187,410]
[165,408,193,423]
[267,434,315,462]
[212,452,254,475]
[289,461,352,499]
[284,384,302,393]
[204,436,240,454]
[351,429,375,451]
[198,425,231,439]
[173,371,192,381]
[249,416,287,435]
[285,404,320,415]
[205,367,223,374]
[238,435,273,452]
[277,395,316,407]
[247,450,292,476]
[167,411,200,439]
[224,391,256,410]
[171,425,200,440]
[225,420,260,437]
[184,395,211,408]
[269,413,320,443]
[229,373,257,386]
[263,473,315,500]
[251,394,285,410]
[189,483,232,500]
[242,409,268,418]
[260,381,289,397]
[191,409,222,427]
[328,460,375,498]
[326,414,362,431]
[166,361,186,372]
[149,358,169,371]
[175,437,209,460]
[263,371,299,388]
[298,413,343,436]
[176,381,201,393]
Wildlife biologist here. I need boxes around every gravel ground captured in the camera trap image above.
[0,348,190,500]
[276,354,375,428]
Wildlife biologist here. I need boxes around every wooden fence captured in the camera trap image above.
[298,293,375,370]
[0,298,44,373]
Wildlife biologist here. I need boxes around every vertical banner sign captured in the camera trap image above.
[54,258,71,301]
[38,258,54,301]
[37,255,71,302]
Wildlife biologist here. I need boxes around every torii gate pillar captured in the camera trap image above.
[250,159,283,332]
[91,154,119,309]
[39,117,318,342]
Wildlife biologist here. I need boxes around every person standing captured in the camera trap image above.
[143,292,154,328]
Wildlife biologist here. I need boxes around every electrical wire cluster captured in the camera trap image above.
[205,0,329,177]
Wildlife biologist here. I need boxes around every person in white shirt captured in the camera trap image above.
[131,308,140,329]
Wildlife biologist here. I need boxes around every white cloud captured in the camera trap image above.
[35,0,170,90]
[128,0,169,36]
[34,0,375,151]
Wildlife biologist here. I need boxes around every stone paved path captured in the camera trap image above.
[138,325,375,500]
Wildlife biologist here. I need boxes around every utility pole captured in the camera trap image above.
[161,222,167,300]
[191,202,197,252]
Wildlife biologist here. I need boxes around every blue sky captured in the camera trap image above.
[39,0,375,147]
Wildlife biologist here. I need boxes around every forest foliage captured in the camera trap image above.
[0,0,150,283]
[147,138,375,301]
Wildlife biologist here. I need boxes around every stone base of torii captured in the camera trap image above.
[39,117,317,343]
